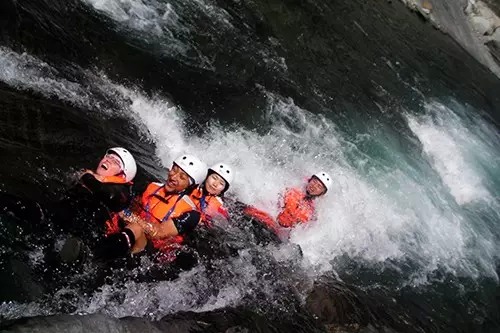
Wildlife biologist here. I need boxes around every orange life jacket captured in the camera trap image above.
[80,169,129,185]
[189,187,228,227]
[133,182,199,253]
[99,175,129,184]
[276,188,315,228]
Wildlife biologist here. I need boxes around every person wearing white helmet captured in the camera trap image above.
[70,147,137,212]
[0,147,138,263]
[54,147,138,261]
[276,171,331,227]
[97,154,206,261]
[305,171,332,197]
[189,162,234,226]
[243,170,331,233]
[93,147,137,183]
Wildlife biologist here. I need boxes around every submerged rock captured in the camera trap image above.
[305,278,373,328]
[0,307,327,333]
[0,314,162,333]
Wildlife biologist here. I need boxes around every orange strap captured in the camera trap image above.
[100,175,128,184]
[81,170,130,184]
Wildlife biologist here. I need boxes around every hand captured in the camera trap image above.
[118,211,140,225]
[80,169,94,176]
[142,222,158,237]
[75,169,91,179]
[117,210,158,237]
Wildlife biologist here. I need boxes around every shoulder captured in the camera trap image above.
[134,182,163,200]
[209,196,224,206]
[145,182,164,192]
[189,186,203,198]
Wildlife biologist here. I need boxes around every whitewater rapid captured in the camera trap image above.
[1,25,499,320]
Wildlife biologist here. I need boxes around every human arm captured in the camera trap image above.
[121,210,201,239]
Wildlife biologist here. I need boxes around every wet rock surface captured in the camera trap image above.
[401,0,500,76]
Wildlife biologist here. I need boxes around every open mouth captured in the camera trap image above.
[101,163,109,170]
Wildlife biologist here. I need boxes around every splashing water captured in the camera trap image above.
[1,45,499,322]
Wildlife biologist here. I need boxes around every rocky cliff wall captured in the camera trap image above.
[401,0,500,77]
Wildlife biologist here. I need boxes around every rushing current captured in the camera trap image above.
[1,0,499,332]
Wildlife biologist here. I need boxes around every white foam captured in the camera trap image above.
[83,0,233,31]
[406,101,494,205]
[79,255,261,319]
[0,47,95,110]
[81,0,233,68]
[0,301,50,321]
[83,0,176,33]
[2,47,500,318]
[148,94,487,282]
[106,83,187,165]
[0,47,185,168]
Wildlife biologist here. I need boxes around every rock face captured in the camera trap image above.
[401,0,500,77]
[0,308,327,333]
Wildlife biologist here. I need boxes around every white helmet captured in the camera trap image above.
[106,147,137,182]
[208,163,234,187]
[173,154,207,185]
[313,171,332,192]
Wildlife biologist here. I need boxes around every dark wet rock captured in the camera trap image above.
[0,258,45,303]
[1,307,327,333]
[305,278,373,327]
[0,314,162,333]
[59,237,83,263]
[486,39,500,64]
[401,0,500,77]
[304,276,432,333]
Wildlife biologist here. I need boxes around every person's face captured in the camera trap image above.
[306,177,327,197]
[164,164,191,192]
[205,173,226,196]
[96,154,123,177]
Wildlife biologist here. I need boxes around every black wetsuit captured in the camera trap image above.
[48,173,132,239]
[0,173,133,247]
[0,173,135,298]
